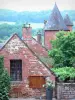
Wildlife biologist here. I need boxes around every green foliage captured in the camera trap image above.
[48,31,75,67]
[0,56,10,100]
[51,67,75,81]
[0,24,22,39]
[0,88,9,100]
[0,23,41,42]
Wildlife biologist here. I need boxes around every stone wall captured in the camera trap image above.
[57,83,75,100]
[9,79,46,98]
[0,34,55,98]
[44,31,57,49]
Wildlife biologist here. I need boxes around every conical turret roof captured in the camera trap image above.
[44,3,69,31]
[64,14,73,26]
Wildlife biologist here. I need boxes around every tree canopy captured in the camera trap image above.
[48,31,75,67]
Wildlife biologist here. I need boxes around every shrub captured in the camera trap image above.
[51,67,75,81]
[48,31,75,67]
[0,56,10,100]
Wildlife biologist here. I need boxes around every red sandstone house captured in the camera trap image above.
[0,3,73,98]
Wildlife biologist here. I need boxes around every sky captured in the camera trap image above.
[0,0,74,11]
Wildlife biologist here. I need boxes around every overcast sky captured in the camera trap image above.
[0,0,74,11]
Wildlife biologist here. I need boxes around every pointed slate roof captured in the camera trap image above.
[44,3,69,31]
[64,14,73,26]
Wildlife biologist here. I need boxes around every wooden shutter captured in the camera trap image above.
[29,76,45,88]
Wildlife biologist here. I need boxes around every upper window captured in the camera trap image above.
[10,60,22,81]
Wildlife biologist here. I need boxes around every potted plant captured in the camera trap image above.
[43,80,55,100]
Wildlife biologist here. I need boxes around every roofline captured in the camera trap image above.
[67,24,73,26]
[0,33,56,76]
[32,37,48,51]
[22,26,32,28]
[0,33,18,51]
[64,14,73,26]
[24,41,56,76]
[45,29,59,31]
[44,29,70,31]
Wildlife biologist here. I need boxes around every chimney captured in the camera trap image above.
[37,33,42,44]
[22,23,32,40]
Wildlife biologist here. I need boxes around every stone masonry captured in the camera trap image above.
[0,34,55,97]
[57,83,75,100]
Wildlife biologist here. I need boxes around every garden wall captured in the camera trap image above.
[57,83,75,100]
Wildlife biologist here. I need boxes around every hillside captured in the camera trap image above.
[0,9,75,42]
[0,9,75,23]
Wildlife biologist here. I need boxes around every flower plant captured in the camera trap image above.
[43,80,55,88]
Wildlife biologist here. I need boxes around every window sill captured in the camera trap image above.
[11,81,23,85]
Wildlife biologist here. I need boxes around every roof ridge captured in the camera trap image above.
[0,33,55,76]
[32,37,48,51]
[24,42,56,76]
[0,33,18,51]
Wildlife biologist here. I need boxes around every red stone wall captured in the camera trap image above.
[67,25,72,31]
[24,38,48,57]
[44,31,58,49]
[0,34,55,97]
[22,27,32,39]
[0,35,51,78]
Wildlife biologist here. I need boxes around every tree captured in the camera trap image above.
[48,31,75,67]
[0,56,10,100]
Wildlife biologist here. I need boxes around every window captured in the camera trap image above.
[10,60,22,81]
[29,76,45,88]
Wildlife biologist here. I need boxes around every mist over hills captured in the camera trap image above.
[0,9,75,42]
[0,9,75,23]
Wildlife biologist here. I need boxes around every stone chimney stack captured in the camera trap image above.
[22,23,32,40]
[37,32,42,44]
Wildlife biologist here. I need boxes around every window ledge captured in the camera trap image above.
[11,81,23,86]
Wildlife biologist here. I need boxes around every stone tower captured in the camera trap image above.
[44,3,70,49]
[64,14,73,31]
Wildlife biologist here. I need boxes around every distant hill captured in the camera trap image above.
[0,9,75,42]
[0,9,75,23]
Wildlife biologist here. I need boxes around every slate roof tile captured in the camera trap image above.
[64,14,73,26]
[44,3,69,31]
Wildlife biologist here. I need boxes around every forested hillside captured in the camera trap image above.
[0,9,75,42]
[0,9,75,23]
